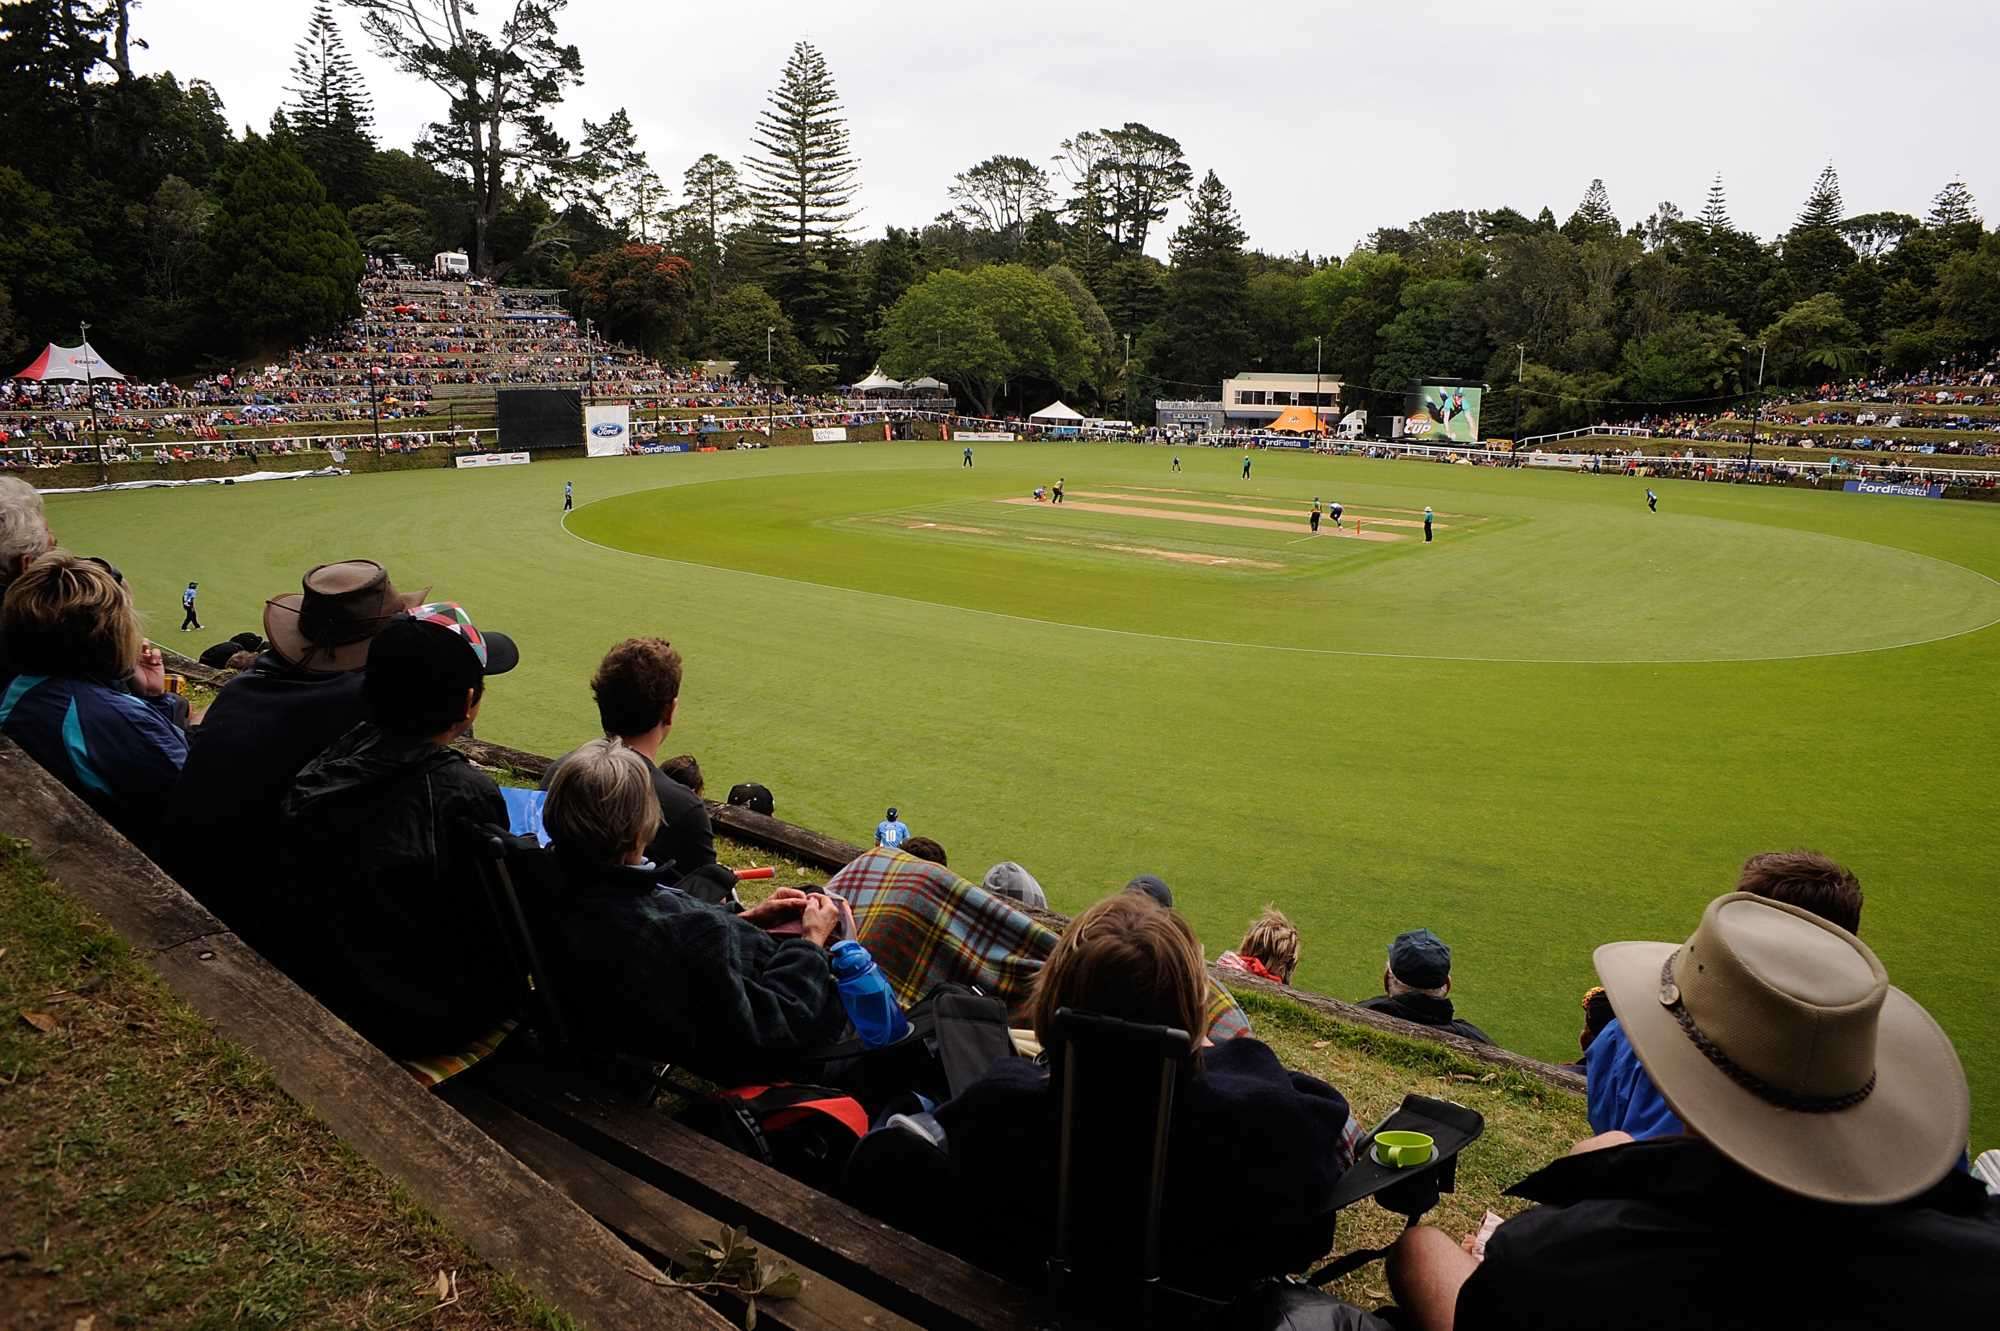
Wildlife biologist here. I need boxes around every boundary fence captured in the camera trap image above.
[13,410,2000,487]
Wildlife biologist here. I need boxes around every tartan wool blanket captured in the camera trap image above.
[825,847,1251,1042]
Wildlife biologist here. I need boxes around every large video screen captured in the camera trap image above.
[1405,384,1482,444]
[495,388,584,451]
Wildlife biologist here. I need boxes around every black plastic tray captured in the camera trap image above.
[1326,1093,1485,1212]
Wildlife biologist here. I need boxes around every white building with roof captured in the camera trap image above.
[1219,371,1343,428]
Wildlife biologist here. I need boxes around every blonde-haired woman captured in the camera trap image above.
[0,553,186,846]
[934,891,1362,1300]
[1216,904,1302,985]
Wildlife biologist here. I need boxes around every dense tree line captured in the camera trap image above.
[1,0,1993,420]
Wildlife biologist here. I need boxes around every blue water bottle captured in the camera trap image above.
[828,940,910,1048]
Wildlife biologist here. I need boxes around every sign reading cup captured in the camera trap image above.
[584,404,630,457]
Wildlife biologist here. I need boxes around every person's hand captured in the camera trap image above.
[738,886,807,928]
[800,895,840,948]
[1566,1130,1633,1157]
[133,641,167,697]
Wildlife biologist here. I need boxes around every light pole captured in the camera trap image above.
[1123,333,1132,419]
[767,325,774,367]
[1745,341,1767,471]
[369,365,382,445]
[1514,343,1527,461]
[79,319,104,478]
[1314,335,1324,440]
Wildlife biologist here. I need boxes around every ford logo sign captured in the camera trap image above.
[590,423,624,437]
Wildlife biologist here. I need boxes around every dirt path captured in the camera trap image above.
[998,497,1403,541]
[873,514,1285,568]
[1070,490,1445,530]
[1109,485,1462,520]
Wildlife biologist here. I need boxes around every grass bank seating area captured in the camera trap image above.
[0,514,1994,1325]
[1,273,842,459]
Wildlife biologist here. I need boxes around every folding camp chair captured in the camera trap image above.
[1045,1009,1483,1330]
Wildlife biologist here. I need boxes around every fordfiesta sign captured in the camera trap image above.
[1843,480,1945,499]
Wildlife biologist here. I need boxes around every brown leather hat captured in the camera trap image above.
[262,560,427,672]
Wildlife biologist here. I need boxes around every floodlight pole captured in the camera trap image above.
[1747,341,1767,471]
[78,320,107,480]
[1315,336,1324,439]
[369,366,381,444]
[1514,344,1526,463]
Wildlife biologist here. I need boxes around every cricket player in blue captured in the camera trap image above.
[1423,505,1435,542]
[876,807,910,849]
[180,581,201,631]
[1329,500,1343,529]
[1646,488,1658,513]
[564,480,574,512]
[962,446,973,468]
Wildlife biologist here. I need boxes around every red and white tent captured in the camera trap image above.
[13,341,125,382]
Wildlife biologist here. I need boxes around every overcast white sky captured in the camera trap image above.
[136,0,1994,258]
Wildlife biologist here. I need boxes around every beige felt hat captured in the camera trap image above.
[1594,893,1967,1205]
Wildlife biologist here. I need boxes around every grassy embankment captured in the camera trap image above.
[0,841,572,1331]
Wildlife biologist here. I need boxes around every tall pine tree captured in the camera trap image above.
[285,2,375,210]
[746,41,859,345]
[1796,164,1844,230]
[1927,179,1978,229]
[1563,178,1618,239]
[1698,173,1731,231]
[1142,169,1251,391]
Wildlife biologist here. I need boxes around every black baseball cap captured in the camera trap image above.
[1388,928,1452,989]
[728,782,775,816]
[1124,874,1175,909]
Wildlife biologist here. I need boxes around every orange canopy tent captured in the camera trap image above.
[1266,404,1325,435]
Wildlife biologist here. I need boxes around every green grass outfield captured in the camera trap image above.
[47,441,2000,1142]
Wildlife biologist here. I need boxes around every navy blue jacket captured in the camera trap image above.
[0,673,186,847]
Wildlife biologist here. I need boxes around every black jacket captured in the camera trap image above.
[1359,990,1491,1043]
[162,653,369,939]
[1457,1137,2000,1330]
[934,1036,1357,1298]
[542,743,716,880]
[537,858,843,1085]
[276,723,513,1055]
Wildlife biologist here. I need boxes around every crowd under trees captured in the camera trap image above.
[2,0,1995,425]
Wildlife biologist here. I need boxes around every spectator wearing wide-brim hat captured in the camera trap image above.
[160,560,427,945]
[1387,894,1996,1331]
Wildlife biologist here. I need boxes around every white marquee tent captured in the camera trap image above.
[1030,400,1084,423]
[852,367,905,392]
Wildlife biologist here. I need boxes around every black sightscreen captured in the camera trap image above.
[495,388,583,451]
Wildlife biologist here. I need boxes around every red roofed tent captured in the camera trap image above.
[13,340,126,382]
[13,335,126,477]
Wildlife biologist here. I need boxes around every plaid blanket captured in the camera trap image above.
[825,848,1251,1042]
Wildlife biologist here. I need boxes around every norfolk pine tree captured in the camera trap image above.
[286,2,376,209]
[746,41,859,341]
